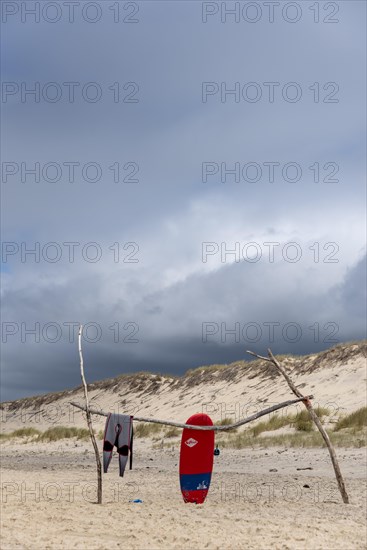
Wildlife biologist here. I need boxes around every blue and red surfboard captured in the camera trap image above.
[179,413,214,504]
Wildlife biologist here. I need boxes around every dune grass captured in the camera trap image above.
[1,407,366,448]
[13,427,41,437]
[38,426,90,442]
[154,406,366,450]
[156,427,366,450]
[164,427,180,438]
[249,407,330,436]
[0,426,90,442]
[0,427,41,440]
[334,407,367,431]
[134,422,163,438]
[216,427,367,449]
[214,417,238,433]
[213,406,364,449]
[294,406,330,431]
[252,414,290,436]
[215,417,233,426]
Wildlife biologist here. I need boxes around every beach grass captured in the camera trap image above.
[154,406,366,450]
[0,426,90,442]
[134,422,163,438]
[0,427,41,440]
[216,427,367,449]
[164,427,180,438]
[334,406,367,431]
[1,407,366,448]
[38,426,91,441]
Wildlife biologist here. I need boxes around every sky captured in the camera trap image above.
[1,0,366,401]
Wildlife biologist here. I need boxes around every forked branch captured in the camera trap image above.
[247,348,349,504]
[79,325,102,504]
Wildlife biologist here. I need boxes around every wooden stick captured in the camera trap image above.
[78,325,102,504]
[247,348,349,504]
[70,395,313,431]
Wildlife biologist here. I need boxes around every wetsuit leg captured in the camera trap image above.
[103,413,121,473]
[117,416,133,477]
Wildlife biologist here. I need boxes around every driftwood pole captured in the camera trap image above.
[247,348,349,504]
[78,325,102,504]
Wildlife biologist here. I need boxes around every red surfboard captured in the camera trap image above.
[179,413,214,504]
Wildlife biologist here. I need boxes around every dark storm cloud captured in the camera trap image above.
[2,250,366,401]
[1,1,366,400]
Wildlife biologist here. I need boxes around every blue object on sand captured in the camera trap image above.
[130,499,143,503]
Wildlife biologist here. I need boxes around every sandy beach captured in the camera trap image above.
[1,437,366,549]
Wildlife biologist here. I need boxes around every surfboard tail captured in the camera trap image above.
[181,489,209,504]
[180,472,212,503]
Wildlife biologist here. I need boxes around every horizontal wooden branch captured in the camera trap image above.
[70,395,313,432]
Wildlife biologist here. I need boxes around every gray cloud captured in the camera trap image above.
[1,1,366,400]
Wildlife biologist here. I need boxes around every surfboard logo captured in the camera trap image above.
[184,437,198,448]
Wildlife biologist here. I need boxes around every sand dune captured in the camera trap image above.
[1,341,366,434]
